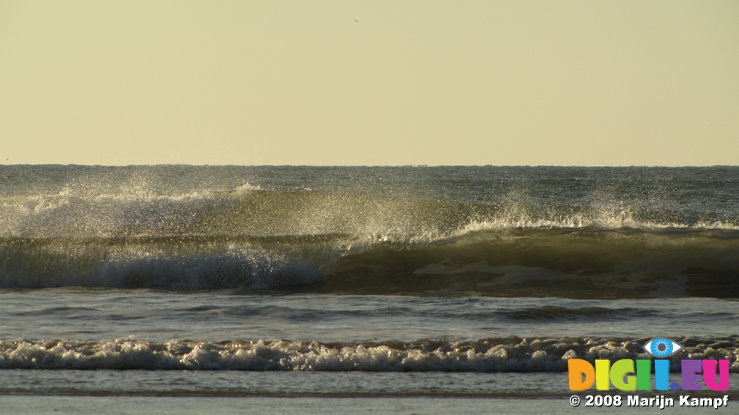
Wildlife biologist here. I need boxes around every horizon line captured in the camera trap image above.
[1,163,737,168]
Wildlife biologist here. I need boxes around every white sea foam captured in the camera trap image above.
[0,337,736,371]
[455,216,738,235]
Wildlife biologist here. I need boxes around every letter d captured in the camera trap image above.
[568,359,595,391]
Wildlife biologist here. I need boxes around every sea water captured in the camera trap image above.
[0,166,737,413]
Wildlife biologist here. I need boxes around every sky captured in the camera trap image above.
[1,0,738,166]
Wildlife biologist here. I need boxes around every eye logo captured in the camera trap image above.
[643,338,682,357]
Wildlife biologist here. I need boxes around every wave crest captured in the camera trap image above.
[2,187,736,240]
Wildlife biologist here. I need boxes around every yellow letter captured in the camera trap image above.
[596,360,610,390]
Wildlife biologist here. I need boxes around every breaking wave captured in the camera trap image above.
[1,168,736,297]
[0,231,737,297]
[1,336,736,371]
[0,227,736,297]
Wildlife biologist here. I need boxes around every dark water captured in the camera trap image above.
[0,166,737,395]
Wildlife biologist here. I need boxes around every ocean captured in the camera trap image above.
[0,165,737,413]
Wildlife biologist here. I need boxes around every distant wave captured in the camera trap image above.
[1,336,736,371]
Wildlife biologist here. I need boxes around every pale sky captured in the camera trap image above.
[1,0,738,166]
